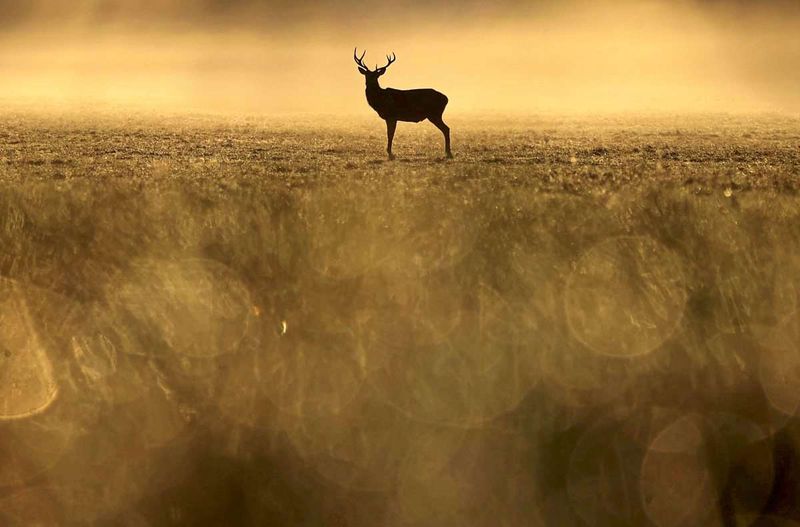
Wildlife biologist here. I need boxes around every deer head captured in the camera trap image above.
[354,48,396,80]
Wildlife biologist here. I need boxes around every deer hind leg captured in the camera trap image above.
[429,116,452,159]
[386,120,397,160]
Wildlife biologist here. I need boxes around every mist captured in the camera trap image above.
[0,0,797,115]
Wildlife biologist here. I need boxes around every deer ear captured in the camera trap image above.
[358,67,369,75]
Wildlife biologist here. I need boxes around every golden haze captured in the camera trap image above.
[0,0,797,115]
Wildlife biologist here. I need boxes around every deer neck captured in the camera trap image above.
[365,77,382,93]
[364,78,384,110]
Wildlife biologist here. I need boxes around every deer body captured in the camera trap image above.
[366,87,448,123]
[355,49,452,160]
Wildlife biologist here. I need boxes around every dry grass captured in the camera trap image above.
[0,111,799,526]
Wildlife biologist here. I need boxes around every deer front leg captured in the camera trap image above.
[386,119,397,160]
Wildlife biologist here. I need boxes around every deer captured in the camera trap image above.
[354,48,452,160]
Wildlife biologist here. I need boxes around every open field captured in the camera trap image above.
[2,112,799,192]
[1,112,800,525]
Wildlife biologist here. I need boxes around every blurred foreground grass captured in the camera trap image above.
[0,112,799,526]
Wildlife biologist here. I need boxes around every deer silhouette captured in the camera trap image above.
[354,48,452,160]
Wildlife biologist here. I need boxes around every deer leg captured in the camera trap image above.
[429,116,452,159]
[386,120,397,160]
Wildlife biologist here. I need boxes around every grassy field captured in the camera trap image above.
[2,111,799,191]
[1,111,800,525]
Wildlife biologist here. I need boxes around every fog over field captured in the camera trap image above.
[1,1,800,526]
[0,0,798,114]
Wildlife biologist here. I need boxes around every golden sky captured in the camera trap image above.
[0,0,797,114]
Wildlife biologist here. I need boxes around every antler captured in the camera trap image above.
[353,47,369,71]
[378,52,396,71]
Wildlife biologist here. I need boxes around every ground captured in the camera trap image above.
[0,111,799,525]
[2,112,799,192]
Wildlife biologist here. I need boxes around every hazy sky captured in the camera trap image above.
[0,0,797,115]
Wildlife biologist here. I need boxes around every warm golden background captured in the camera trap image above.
[2,3,800,526]
[0,0,798,114]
